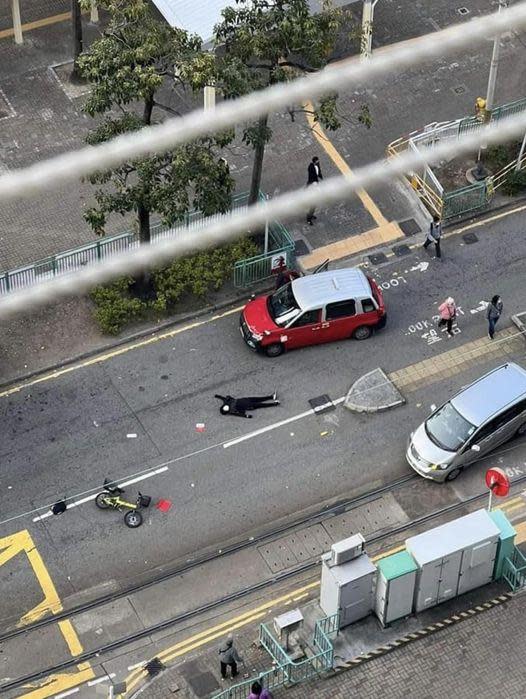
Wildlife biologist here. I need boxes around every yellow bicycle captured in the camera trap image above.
[95,479,151,528]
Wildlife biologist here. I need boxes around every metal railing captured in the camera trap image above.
[212,616,336,699]
[502,546,526,591]
[442,181,489,219]
[233,221,296,288]
[0,192,270,296]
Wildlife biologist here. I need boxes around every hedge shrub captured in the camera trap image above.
[91,238,258,335]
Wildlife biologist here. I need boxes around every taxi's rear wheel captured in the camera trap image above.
[353,325,372,341]
[265,343,284,358]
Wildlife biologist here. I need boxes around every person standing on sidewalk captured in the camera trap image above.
[219,634,243,679]
[437,297,457,337]
[423,215,442,258]
[306,156,323,225]
[486,295,503,339]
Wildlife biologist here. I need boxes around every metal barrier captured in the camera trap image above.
[442,181,489,219]
[233,221,296,288]
[502,546,526,591]
[212,616,336,699]
[0,192,278,296]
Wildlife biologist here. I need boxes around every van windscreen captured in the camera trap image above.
[268,284,301,324]
[425,402,476,452]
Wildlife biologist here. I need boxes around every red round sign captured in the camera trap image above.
[485,467,510,497]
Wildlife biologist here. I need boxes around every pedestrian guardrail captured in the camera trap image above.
[0,192,290,296]
[387,96,526,220]
[502,546,526,591]
[233,221,296,288]
[211,616,336,699]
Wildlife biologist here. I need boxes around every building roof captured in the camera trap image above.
[149,0,354,43]
[451,362,526,426]
[292,268,372,310]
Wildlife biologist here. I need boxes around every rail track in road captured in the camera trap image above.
[3,470,526,693]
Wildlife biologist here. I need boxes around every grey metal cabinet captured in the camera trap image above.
[320,551,376,628]
[375,551,418,626]
[406,509,500,613]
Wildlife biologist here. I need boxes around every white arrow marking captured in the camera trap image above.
[469,300,489,314]
[410,261,429,272]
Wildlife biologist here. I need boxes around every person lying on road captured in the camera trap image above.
[214,393,280,418]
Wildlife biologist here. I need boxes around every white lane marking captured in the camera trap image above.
[87,673,116,686]
[54,689,80,698]
[33,467,169,522]
[127,661,146,671]
[223,396,345,449]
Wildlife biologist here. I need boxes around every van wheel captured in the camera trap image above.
[516,422,526,436]
[445,467,462,482]
[265,343,284,358]
[353,326,372,341]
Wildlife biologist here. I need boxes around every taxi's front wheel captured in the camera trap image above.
[265,343,284,357]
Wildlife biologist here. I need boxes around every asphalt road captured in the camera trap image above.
[1,207,526,626]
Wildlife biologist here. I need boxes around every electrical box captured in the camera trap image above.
[406,509,500,612]
[329,533,365,566]
[273,609,303,651]
[489,509,516,580]
[320,550,376,628]
[375,550,418,626]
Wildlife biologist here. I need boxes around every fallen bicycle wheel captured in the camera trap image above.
[124,510,143,528]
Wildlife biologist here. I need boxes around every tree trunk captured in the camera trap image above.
[138,201,151,244]
[143,94,154,126]
[249,115,268,205]
[71,0,83,81]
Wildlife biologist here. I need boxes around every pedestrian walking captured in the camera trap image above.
[219,634,243,679]
[215,393,280,418]
[248,681,274,699]
[306,156,323,225]
[437,297,457,337]
[423,215,442,258]
[486,294,503,339]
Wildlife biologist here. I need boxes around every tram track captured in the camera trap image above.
[4,472,526,693]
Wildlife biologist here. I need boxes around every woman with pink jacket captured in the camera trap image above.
[438,297,457,337]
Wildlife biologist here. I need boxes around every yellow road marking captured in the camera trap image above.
[0,530,94,697]
[0,304,244,400]
[304,100,387,228]
[0,10,82,40]
[501,502,525,514]
[514,520,526,543]
[498,496,523,510]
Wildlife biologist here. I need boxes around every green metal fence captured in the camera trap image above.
[0,192,276,296]
[442,181,489,220]
[502,546,526,591]
[212,616,336,699]
[233,221,296,288]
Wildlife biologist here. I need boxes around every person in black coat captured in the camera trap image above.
[215,393,280,418]
[306,156,323,225]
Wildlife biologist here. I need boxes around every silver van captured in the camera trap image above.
[406,363,526,482]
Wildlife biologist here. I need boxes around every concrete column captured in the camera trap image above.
[204,85,216,111]
[90,1,99,23]
[11,0,23,45]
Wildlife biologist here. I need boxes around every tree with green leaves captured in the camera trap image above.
[77,0,235,245]
[210,0,370,203]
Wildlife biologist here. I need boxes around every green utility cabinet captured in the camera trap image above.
[375,550,418,626]
[489,510,516,580]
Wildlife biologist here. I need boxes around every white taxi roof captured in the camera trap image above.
[292,268,372,311]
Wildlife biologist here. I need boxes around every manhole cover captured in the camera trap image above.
[309,394,335,414]
[368,252,388,265]
[294,239,310,256]
[463,232,479,244]
[398,219,420,237]
[392,244,411,257]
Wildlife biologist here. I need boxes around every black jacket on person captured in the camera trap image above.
[307,161,323,185]
[215,394,252,418]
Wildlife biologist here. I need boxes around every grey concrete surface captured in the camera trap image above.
[344,367,405,412]
[2,208,526,632]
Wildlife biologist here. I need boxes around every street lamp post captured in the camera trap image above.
[473,0,508,179]
[360,0,380,61]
